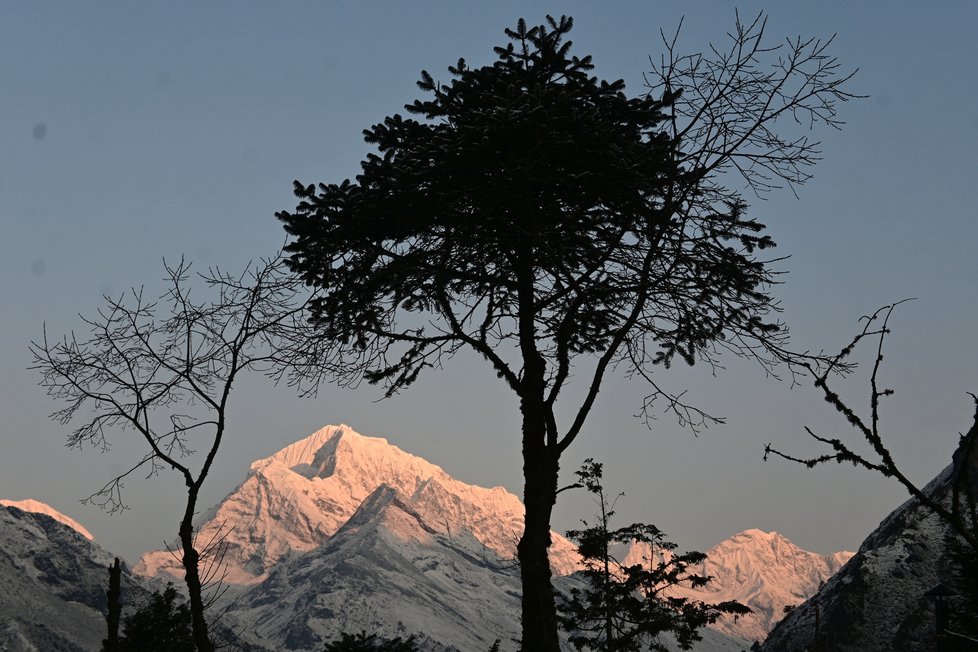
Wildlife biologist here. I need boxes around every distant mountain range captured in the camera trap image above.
[625,529,851,643]
[2,424,860,650]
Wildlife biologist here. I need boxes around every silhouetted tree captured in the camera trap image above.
[117,583,195,652]
[32,254,318,651]
[279,14,854,650]
[764,301,978,553]
[558,460,749,651]
[102,557,122,652]
[764,302,978,642]
[322,631,420,652]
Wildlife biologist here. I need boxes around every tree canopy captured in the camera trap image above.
[279,14,854,650]
[116,583,195,652]
[281,16,784,414]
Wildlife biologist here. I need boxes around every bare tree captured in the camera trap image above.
[647,10,857,198]
[764,300,978,552]
[31,253,320,651]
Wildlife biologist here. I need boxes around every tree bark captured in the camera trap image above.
[103,557,121,652]
[179,488,214,652]
[518,409,560,652]
[513,250,562,651]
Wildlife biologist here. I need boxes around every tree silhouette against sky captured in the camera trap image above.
[279,14,855,650]
[33,255,316,651]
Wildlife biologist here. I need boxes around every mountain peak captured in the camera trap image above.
[0,498,94,541]
[251,424,453,488]
[735,528,778,538]
[138,423,580,583]
[623,528,853,643]
[727,528,793,545]
[252,424,360,472]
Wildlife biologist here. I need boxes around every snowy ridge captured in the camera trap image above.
[133,422,852,646]
[229,483,751,652]
[231,482,524,650]
[0,502,155,651]
[0,498,95,541]
[624,528,853,644]
[0,427,857,650]
[137,424,580,583]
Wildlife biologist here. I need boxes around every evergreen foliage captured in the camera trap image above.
[322,631,420,652]
[558,460,750,651]
[116,583,195,652]
[279,14,853,651]
[102,557,121,652]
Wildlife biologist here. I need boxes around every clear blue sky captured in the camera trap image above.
[2,1,976,563]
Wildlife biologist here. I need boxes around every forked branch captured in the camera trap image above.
[764,300,978,551]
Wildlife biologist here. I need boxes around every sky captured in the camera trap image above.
[2,1,976,564]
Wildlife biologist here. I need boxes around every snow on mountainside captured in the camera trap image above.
[228,484,751,652]
[137,424,581,584]
[624,529,853,644]
[0,492,749,652]
[762,448,976,651]
[0,502,154,651]
[134,423,851,647]
[0,498,95,541]
[230,483,523,651]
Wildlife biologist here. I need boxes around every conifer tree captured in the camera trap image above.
[279,15,854,650]
[558,460,749,651]
[322,631,419,652]
[117,583,195,652]
[102,558,122,652]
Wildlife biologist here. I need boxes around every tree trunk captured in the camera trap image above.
[179,489,214,652]
[515,251,562,652]
[518,399,561,652]
[103,557,121,652]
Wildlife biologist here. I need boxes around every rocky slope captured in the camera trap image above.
[133,424,767,649]
[625,529,853,644]
[0,502,153,651]
[228,483,523,650]
[0,491,748,652]
[762,431,978,651]
[137,424,581,584]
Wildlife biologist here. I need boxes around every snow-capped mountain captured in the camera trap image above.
[0,498,95,541]
[227,483,751,651]
[137,425,581,584]
[229,483,524,650]
[762,432,978,651]
[624,529,852,643]
[0,501,153,651]
[133,424,765,649]
[127,423,854,649]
